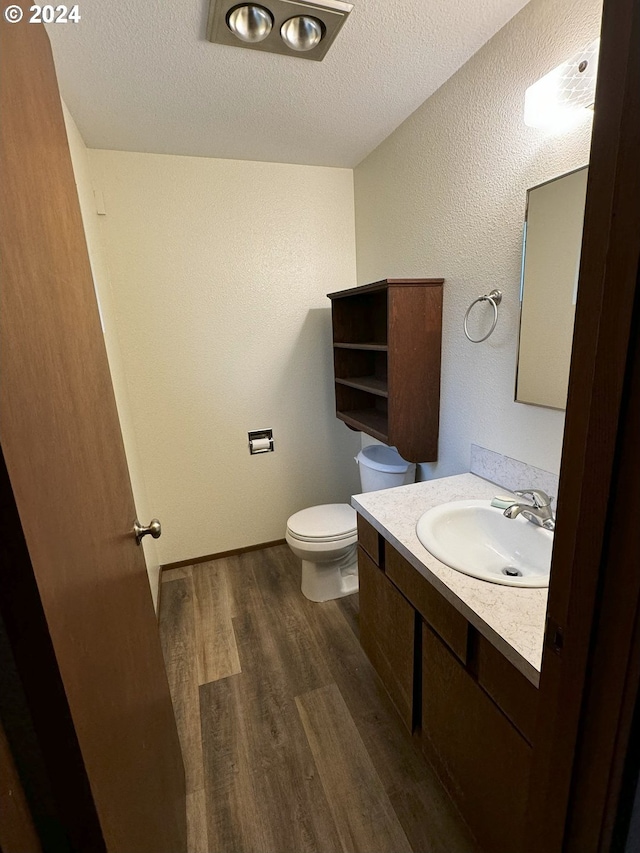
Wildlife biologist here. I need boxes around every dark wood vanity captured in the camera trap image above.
[327,279,443,462]
[357,513,539,853]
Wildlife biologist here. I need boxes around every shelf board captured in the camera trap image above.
[333,342,388,352]
[335,376,388,398]
[336,409,389,442]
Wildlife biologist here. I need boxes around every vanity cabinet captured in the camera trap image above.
[327,279,443,462]
[421,628,531,853]
[356,513,538,853]
[358,548,415,731]
[357,517,415,730]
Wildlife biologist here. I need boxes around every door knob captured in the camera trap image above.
[133,518,162,545]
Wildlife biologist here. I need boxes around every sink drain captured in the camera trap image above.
[502,567,523,578]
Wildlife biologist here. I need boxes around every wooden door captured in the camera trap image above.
[0,15,186,853]
[524,0,640,848]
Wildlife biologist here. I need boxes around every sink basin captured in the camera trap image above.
[416,499,552,587]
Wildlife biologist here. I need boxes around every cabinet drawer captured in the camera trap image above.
[357,514,382,567]
[358,547,415,731]
[422,628,531,853]
[386,543,467,663]
[476,635,539,743]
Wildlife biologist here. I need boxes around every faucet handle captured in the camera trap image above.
[515,489,552,508]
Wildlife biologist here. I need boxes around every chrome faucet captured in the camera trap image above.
[501,489,555,531]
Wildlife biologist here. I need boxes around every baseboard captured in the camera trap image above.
[160,539,287,572]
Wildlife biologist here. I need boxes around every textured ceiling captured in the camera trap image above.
[47,0,530,168]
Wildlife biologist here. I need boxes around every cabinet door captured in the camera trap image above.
[357,514,382,567]
[386,543,467,663]
[358,548,415,730]
[422,627,531,853]
[387,284,442,462]
[476,634,539,743]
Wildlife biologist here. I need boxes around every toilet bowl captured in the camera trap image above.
[286,504,358,603]
[286,445,415,602]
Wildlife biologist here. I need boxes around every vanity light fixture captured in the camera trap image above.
[207,0,353,61]
[524,38,600,132]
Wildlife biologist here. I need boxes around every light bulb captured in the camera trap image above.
[280,16,323,52]
[227,5,273,43]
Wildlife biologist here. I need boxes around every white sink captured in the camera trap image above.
[416,499,552,587]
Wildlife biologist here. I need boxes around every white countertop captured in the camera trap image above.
[352,473,548,686]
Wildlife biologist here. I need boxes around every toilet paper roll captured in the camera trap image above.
[250,437,272,453]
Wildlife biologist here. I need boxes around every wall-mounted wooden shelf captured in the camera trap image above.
[328,278,443,463]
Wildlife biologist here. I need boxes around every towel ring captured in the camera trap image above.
[463,290,502,343]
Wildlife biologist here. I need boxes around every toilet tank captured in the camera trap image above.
[355,445,416,493]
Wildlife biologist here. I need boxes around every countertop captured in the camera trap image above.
[352,473,548,686]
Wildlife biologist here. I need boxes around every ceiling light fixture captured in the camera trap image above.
[524,38,600,132]
[208,0,353,61]
[226,5,273,43]
[280,15,324,52]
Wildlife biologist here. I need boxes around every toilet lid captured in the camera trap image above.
[287,503,357,542]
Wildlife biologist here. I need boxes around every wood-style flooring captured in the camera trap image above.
[159,545,482,853]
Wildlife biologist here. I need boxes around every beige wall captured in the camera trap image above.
[62,104,162,607]
[354,0,601,479]
[87,149,360,566]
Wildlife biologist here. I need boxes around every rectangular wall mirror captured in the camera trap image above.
[516,165,588,410]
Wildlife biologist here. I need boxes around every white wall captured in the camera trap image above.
[88,150,360,566]
[354,0,602,479]
[62,104,162,607]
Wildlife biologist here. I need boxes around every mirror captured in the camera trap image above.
[516,166,588,410]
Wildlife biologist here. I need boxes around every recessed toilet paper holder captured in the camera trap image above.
[248,429,274,454]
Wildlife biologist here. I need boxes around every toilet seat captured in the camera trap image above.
[287,528,356,544]
[286,503,356,544]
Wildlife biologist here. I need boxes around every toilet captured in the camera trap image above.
[286,445,415,602]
